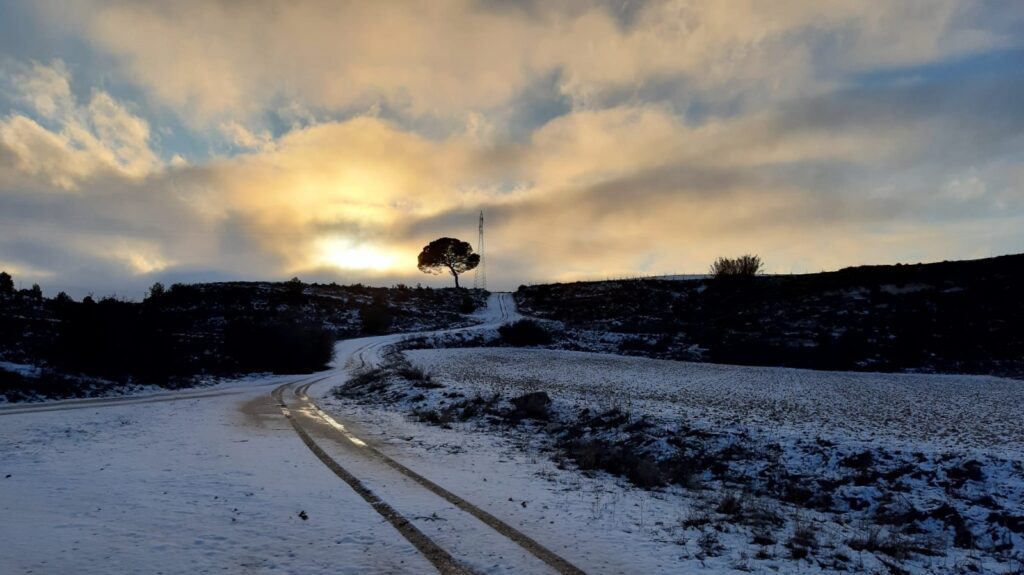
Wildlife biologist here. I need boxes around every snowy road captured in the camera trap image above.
[264,293,585,575]
[9,292,1016,574]
[0,293,590,575]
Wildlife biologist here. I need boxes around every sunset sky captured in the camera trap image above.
[1,1,1022,297]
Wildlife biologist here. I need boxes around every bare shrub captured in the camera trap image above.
[396,365,444,388]
[681,510,714,529]
[751,529,775,546]
[697,529,724,557]
[709,254,764,278]
[787,518,818,559]
[848,527,944,559]
[743,499,785,529]
[717,491,744,516]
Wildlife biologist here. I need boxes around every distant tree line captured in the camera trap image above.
[0,273,337,387]
[514,253,1024,377]
[0,271,43,301]
[0,272,486,397]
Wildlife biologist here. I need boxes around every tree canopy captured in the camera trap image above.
[417,237,480,288]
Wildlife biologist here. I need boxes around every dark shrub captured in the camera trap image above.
[509,391,551,420]
[459,293,478,314]
[225,318,335,374]
[709,254,764,278]
[359,305,393,335]
[498,319,552,346]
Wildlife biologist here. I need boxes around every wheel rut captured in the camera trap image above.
[272,382,477,575]
[272,293,586,574]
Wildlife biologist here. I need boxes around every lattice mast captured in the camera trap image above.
[473,210,487,290]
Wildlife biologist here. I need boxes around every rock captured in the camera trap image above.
[510,391,551,420]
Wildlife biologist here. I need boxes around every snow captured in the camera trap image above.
[0,293,547,574]
[880,283,932,295]
[3,291,1022,574]
[404,348,1024,455]
[0,360,41,378]
[651,274,709,281]
[328,345,1024,573]
[0,376,436,574]
[315,396,696,574]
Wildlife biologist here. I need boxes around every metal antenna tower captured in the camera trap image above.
[474,210,487,290]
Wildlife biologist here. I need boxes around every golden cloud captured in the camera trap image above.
[43,0,1009,124]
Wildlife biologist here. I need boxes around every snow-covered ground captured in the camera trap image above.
[328,344,1024,573]
[405,348,1024,456]
[2,293,601,574]
[0,374,437,574]
[3,292,1022,574]
[316,394,698,574]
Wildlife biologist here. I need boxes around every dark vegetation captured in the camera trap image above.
[708,254,763,278]
[0,275,485,400]
[497,319,553,346]
[417,237,481,288]
[516,253,1024,377]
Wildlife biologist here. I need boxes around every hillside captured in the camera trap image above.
[515,254,1024,378]
[0,279,484,401]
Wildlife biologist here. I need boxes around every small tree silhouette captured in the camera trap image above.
[0,271,13,296]
[417,237,480,288]
[147,282,166,300]
[709,255,764,278]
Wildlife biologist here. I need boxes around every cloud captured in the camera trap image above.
[41,0,1021,127]
[0,4,1022,297]
[5,59,1024,293]
[218,121,274,151]
[0,60,160,189]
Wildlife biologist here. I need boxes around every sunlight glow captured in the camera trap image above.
[301,406,368,448]
[313,237,397,272]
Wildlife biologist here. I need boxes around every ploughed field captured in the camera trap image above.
[333,346,1024,574]
[408,348,1024,453]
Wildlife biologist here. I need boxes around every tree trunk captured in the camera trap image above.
[453,272,460,288]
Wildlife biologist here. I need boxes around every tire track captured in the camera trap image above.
[275,294,586,575]
[0,374,322,417]
[276,294,589,572]
[271,382,478,575]
[288,382,585,574]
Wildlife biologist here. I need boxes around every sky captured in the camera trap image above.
[1,1,1023,298]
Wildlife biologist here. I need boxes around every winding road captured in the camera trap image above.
[1,293,588,574]
[269,293,584,575]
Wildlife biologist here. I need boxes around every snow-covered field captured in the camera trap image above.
[406,348,1024,455]
[328,346,1024,574]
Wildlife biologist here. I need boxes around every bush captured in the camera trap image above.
[509,391,551,420]
[498,319,552,346]
[787,519,818,559]
[697,530,724,557]
[709,254,764,278]
[459,293,478,314]
[359,305,393,335]
[225,318,335,374]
